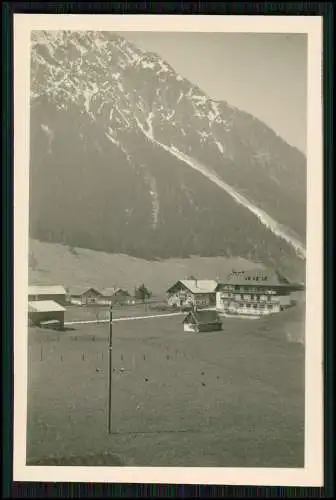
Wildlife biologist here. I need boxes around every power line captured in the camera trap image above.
[107,303,113,434]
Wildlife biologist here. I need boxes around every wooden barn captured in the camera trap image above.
[183,309,222,333]
[66,286,102,305]
[28,300,66,329]
[166,279,218,309]
[28,285,67,306]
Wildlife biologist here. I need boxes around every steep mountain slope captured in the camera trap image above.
[29,31,306,281]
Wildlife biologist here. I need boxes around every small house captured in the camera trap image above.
[66,286,103,305]
[111,288,131,305]
[100,287,131,305]
[167,279,218,309]
[28,285,67,306]
[183,309,222,333]
[28,300,66,329]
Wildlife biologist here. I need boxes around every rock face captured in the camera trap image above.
[29,31,306,280]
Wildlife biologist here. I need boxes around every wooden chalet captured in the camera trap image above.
[66,286,103,305]
[100,287,131,305]
[166,279,218,309]
[183,309,222,333]
[216,268,304,317]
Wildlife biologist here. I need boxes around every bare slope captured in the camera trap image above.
[28,239,264,295]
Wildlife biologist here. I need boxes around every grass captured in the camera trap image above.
[26,304,305,467]
[28,239,265,295]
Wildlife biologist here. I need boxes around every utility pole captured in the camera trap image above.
[107,302,113,434]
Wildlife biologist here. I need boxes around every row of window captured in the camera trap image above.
[222,293,276,302]
[229,274,268,282]
[221,286,276,294]
[225,303,275,310]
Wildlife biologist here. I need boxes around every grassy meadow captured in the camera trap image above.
[27,304,305,468]
[28,239,265,295]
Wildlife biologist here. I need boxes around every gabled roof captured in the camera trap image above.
[66,285,102,296]
[216,268,294,288]
[28,300,66,313]
[113,287,130,295]
[28,285,67,296]
[183,309,221,325]
[101,287,119,297]
[167,280,218,294]
[101,287,130,297]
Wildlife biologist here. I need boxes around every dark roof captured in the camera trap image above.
[216,268,298,288]
[183,309,221,325]
[114,288,130,296]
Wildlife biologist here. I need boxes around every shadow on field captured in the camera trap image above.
[26,451,125,466]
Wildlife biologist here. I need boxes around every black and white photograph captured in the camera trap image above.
[13,15,323,486]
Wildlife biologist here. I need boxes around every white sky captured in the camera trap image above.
[119,32,307,154]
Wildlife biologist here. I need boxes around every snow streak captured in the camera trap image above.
[135,121,306,259]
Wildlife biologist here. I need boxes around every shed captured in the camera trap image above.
[183,309,222,333]
[28,300,66,329]
[28,285,67,306]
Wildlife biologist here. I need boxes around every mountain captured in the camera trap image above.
[29,31,306,281]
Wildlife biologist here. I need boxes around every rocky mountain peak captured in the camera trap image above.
[29,30,306,281]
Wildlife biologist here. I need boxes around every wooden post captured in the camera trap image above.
[107,303,113,434]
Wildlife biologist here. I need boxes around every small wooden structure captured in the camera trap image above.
[28,300,66,329]
[28,284,67,306]
[183,309,222,333]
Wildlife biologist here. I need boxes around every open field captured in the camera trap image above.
[63,303,173,323]
[27,304,305,467]
[28,239,266,295]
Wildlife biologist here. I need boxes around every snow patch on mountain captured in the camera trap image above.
[105,131,120,147]
[214,140,225,154]
[141,60,156,70]
[133,120,306,259]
